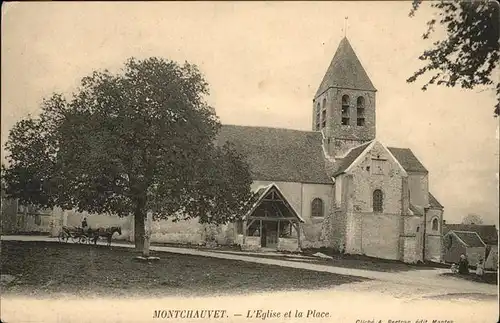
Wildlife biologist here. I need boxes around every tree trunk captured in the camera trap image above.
[143,212,152,257]
[134,203,145,252]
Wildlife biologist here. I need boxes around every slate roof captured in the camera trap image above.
[410,204,424,216]
[444,224,498,245]
[315,37,376,98]
[215,124,442,210]
[330,142,431,178]
[451,231,486,248]
[387,147,428,173]
[331,141,372,176]
[216,125,332,184]
[428,192,443,209]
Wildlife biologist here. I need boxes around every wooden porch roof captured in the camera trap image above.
[242,183,305,223]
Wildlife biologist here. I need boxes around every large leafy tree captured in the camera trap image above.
[408,0,499,116]
[3,57,253,254]
[462,213,484,225]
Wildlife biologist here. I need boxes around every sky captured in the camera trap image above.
[2,2,499,226]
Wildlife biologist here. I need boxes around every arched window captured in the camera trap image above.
[341,95,350,125]
[311,198,324,217]
[357,96,365,108]
[373,189,383,213]
[321,98,327,129]
[356,96,365,126]
[432,218,439,231]
[315,102,321,130]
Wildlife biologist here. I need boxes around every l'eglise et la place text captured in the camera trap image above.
[356,319,454,323]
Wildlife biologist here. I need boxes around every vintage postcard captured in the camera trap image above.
[1,2,498,323]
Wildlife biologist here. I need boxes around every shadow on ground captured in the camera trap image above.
[1,241,367,298]
[423,292,498,301]
[440,272,498,285]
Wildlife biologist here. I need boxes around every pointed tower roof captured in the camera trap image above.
[315,37,376,98]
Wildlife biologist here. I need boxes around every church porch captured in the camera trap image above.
[235,184,305,252]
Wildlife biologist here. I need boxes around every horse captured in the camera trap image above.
[90,226,122,246]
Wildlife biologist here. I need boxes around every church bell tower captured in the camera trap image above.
[312,37,377,158]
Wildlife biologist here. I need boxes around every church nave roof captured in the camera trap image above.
[216,124,332,184]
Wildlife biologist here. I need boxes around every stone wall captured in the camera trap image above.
[402,237,419,263]
[343,142,406,260]
[56,207,239,246]
[401,215,423,262]
[0,198,55,235]
[425,235,442,262]
[277,238,299,252]
[241,236,260,251]
[46,179,332,249]
[349,142,405,213]
[313,87,376,157]
[19,179,330,249]
[235,234,243,246]
[321,174,350,251]
[424,208,443,262]
[0,198,18,234]
[361,212,401,260]
[150,218,204,244]
[407,173,429,208]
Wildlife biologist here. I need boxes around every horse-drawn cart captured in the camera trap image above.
[58,226,93,244]
[58,226,122,246]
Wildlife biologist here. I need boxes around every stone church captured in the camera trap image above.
[40,37,444,263]
[213,37,444,263]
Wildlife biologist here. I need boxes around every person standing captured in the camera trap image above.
[458,254,469,274]
[81,217,88,229]
[476,258,485,277]
[82,217,93,237]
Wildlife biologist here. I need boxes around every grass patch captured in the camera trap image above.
[0,241,367,297]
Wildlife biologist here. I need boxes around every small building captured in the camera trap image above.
[0,197,52,235]
[442,230,486,266]
[484,247,498,271]
[443,223,498,270]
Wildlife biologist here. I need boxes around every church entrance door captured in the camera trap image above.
[262,222,278,248]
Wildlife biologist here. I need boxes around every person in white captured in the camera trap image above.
[475,258,485,277]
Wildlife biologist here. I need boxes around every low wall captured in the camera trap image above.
[277,238,299,252]
[150,232,203,245]
[13,214,52,234]
[241,236,261,251]
[235,234,244,246]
